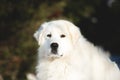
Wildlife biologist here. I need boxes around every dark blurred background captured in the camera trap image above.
[0,0,120,80]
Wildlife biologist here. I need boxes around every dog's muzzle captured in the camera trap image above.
[50,43,58,54]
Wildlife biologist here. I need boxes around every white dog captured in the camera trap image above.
[34,20,120,80]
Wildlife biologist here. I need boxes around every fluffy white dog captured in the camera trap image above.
[34,20,120,80]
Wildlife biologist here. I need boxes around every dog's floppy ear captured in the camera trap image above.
[66,21,82,45]
[33,27,43,45]
[34,23,47,45]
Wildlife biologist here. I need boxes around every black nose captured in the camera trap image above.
[50,43,58,49]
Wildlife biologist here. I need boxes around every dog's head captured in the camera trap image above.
[34,20,82,58]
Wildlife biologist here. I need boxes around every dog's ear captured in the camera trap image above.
[67,22,82,45]
[33,27,43,45]
[34,22,47,45]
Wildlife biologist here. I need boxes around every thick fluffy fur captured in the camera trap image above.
[34,20,120,80]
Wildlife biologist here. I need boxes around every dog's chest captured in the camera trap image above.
[36,60,89,80]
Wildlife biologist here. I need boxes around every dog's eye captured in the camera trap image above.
[60,34,66,38]
[47,34,52,38]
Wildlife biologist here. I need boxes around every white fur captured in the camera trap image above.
[34,20,120,80]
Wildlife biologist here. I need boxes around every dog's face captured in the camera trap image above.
[34,20,81,58]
